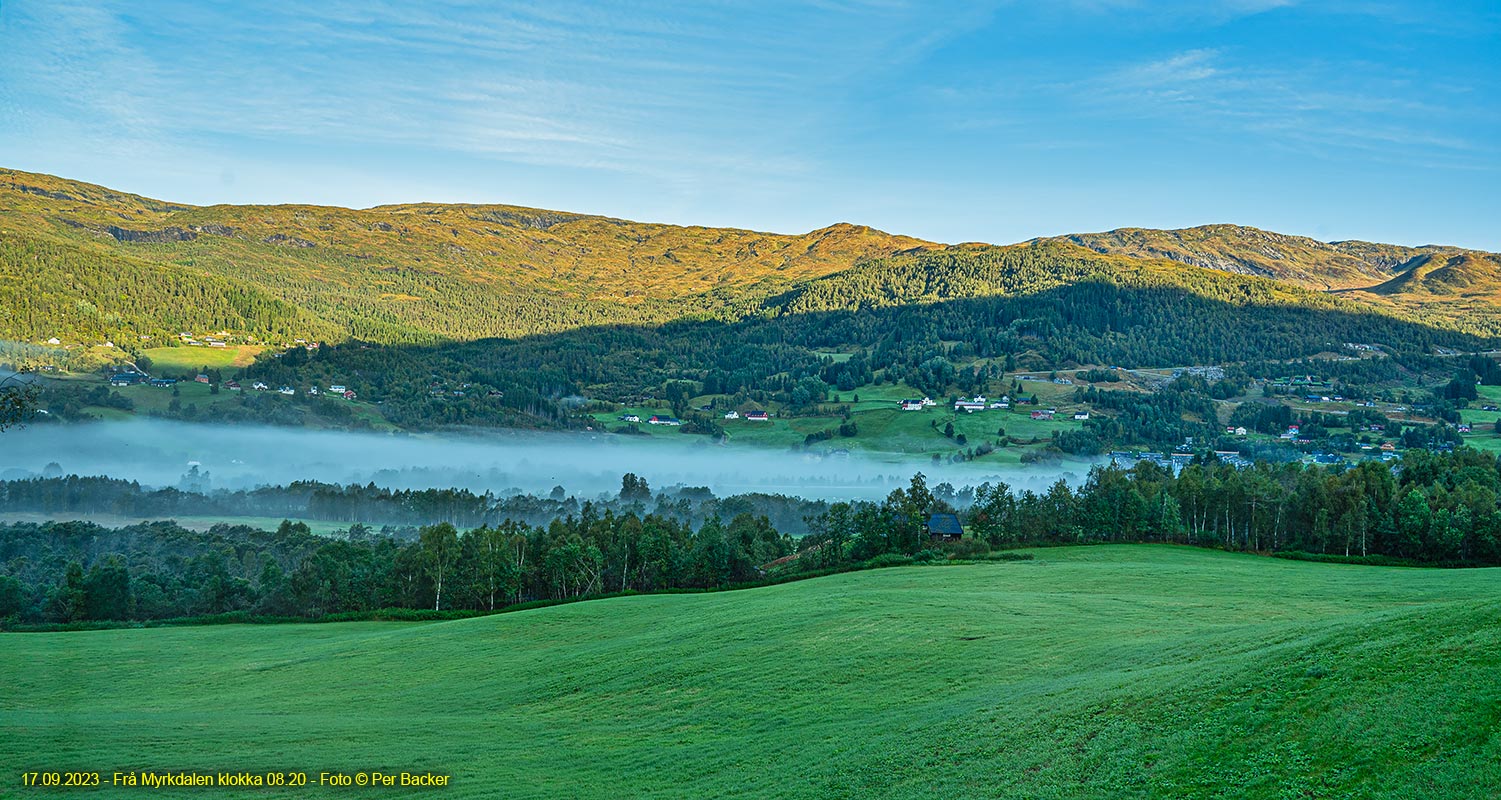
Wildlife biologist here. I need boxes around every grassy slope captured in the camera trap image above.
[139,345,265,371]
[1,167,931,344]
[1055,225,1501,336]
[1053,224,1437,290]
[589,379,1087,461]
[4,546,1498,799]
[9,168,1501,349]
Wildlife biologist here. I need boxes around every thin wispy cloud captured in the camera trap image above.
[0,0,1496,248]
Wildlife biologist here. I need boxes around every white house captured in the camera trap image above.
[1073,411,1090,420]
[723,410,740,420]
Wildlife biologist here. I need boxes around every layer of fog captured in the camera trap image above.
[0,419,1099,501]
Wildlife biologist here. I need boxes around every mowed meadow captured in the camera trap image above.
[4,546,1499,799]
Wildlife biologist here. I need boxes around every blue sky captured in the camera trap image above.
[1,1,1497,249]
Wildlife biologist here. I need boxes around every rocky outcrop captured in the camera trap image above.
[262,233,316,248]
[4,182,76,201]
[104,225,198,243]
[472,209,582,230]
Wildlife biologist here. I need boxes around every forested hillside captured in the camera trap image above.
[6,168,1501,353]
[0,168,928,345]
[1055,224,1440,289]
[1056,225,1501,336]
[238,243,1488,430]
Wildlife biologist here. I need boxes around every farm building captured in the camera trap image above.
[745,411,770,421]
[647,415,681,426]
[926,513,965,542]
[900,399,925,411]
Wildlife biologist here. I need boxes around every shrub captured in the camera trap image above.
[942,538,991,559]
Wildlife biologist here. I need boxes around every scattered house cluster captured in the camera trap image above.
[950,396,1030,413]
[1030,409,1055,420]
[1109,451,1196,472]
[1223,426,1248,436]
[899,397,936,411]
[954,396,987,413]
[1212,451,1253,468]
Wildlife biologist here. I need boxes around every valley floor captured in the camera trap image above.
[3,546,1499,799]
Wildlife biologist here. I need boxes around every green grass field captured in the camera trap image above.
[1460,385,1501,452]
[4,546,1498,798]
[588,380,1089,466]
[140,345,265,373]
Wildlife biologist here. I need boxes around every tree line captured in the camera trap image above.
[0,505,795,625]
[6,448,1501,627]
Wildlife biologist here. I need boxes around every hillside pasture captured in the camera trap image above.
[141,344,266,373]
[4,546,1498,799]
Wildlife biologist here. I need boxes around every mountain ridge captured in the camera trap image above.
[4,167,1499,352]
